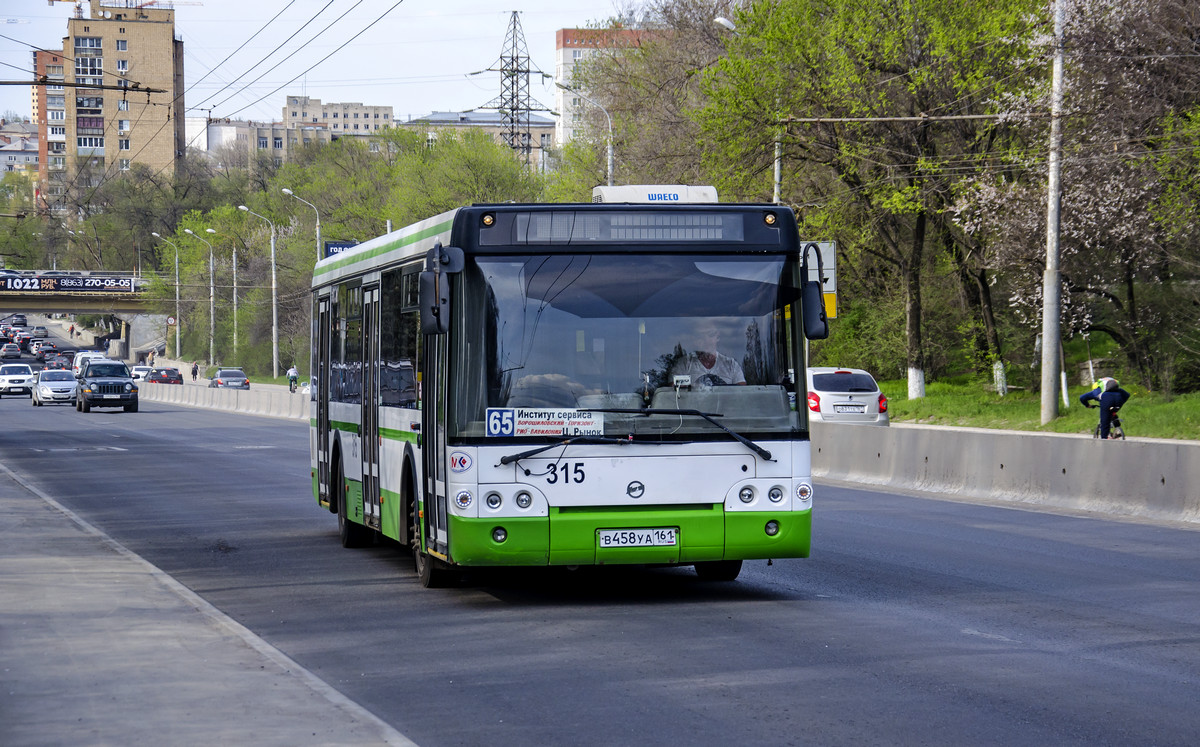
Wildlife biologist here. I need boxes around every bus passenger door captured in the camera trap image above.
[316,296,331,507]
[361,285,382,530]
[420,334,448,557]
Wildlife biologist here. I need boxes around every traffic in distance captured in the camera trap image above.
[0,313,176,411]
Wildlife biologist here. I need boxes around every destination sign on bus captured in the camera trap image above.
[486,407,604,437]
[1,275,135,293]
[482,211,748,246]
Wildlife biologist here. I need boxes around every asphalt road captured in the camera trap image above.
[3,399,1199,746]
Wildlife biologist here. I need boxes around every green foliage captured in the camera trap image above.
[882,376,1200,440]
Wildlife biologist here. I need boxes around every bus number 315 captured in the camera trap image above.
[545,462,585,484]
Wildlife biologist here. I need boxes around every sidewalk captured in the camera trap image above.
[0,465,414,746]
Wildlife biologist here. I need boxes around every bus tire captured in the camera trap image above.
[335,459,372,548]
[412,500,454,588]
[694,560,743,582]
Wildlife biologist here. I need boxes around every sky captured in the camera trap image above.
[0,0,622,124]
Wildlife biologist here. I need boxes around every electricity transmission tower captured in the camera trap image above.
[477,11,550,164]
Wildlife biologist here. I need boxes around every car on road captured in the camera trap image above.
[0,363,35,397]
[31,325,48,337]
[147,367,183,384]
[34,341,59,361]
[76,358,138,413]
[805,367,890,426]
[208,368,250,389]
[9,314,26,327]
[32,369,78,406]
[72,350,106,375]
[1,343,20,359]
[131,365,153,381]
[44,355,72,370]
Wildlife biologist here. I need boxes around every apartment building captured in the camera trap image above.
[32,50,67,199]
[41,0,185,211]
[283,96,393,135]
[554,27,646,145]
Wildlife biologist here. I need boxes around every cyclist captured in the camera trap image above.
[287,364,299,393]
[1080,377,1130,439]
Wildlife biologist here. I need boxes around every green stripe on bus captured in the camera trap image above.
[380,427,418,444]
[329,420,359,434]
[312,220,453,281]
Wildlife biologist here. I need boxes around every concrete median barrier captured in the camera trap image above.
[812,422,1200,524]
[139,382,309,422]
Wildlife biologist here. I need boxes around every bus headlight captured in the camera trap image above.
[454,490,473,509]
[514,491,532,509]
[739,486,755,504]
[768,486,785,503]
[485,492,502,510]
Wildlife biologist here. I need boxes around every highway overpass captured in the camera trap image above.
[0,272,156,314]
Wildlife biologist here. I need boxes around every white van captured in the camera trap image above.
[72,350,107,376]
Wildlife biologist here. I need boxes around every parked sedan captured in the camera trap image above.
[131,365,153,381]
[806,367,890,426]
[32,369,78,406]
[0,363,35,397]
[147,367,183,384]
[208,368,250,389]
[1,343,19,359]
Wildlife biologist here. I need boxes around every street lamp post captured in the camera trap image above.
[150,232,181,359]
[556,82,613,187]
[184,228,216,366]
[239,205,279,379]
[282,188,322,261]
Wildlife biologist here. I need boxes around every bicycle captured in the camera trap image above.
[288,376,298,393]
[1091,405,1126,440]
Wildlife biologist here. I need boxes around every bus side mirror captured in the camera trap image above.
[800,242,829,340]
[419,243,464,335]
[419,270,449,335]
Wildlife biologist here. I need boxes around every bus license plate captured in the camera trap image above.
[598,528,676,548]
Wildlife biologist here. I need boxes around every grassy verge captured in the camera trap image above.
[881,377,1200,441]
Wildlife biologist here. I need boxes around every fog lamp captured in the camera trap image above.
[765,520,780,536]
[492,527,508,543]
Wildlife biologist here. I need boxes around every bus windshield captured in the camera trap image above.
[450,252,804,440]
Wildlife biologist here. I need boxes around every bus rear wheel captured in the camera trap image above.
[694,560,743,582]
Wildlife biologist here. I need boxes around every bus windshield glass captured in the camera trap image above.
[450,252,804,440]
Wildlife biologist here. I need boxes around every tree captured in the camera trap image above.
[698,0,1042,397]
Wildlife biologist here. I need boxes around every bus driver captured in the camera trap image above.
[670,322,746,387]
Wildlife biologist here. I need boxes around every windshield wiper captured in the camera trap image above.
[498,435,634,466]
[581,408,773,462]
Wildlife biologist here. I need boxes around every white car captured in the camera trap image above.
[32,369,78,406]
[131,365,153,381]
[0,363,35,397]
[806,367,890,426]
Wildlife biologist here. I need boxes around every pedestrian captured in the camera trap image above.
[147,350,155,367]
[191,361,199,382]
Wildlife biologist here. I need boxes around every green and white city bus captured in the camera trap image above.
[310,191,830,586]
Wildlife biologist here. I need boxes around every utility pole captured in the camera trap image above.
[1041,0,1065,425]
[477,11,551,164]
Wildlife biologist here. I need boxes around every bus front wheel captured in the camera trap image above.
[412,501,454,588]
[335,460,372,548]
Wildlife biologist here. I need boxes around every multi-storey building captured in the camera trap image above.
[41,0,185,211]
[32,50,67,204]
[283,96,393,135]
[184,117,333,167]
[554,27,645,146]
